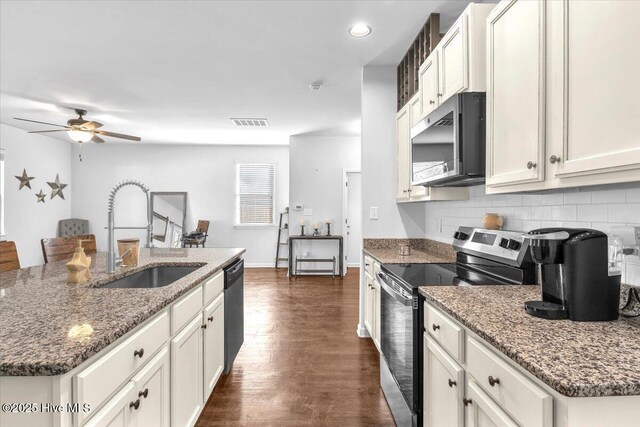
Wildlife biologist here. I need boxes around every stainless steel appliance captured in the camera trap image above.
[410,92,486,187]
[523,228,621,321]
[377,226,535,426]
[224,258,244,373]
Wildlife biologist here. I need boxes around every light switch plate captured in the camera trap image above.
[369,207,379,220]
[303,208,313,216]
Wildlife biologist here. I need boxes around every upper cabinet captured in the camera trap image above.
[417,3,496,123]
[486,0,545,187]
[487,0,640,194]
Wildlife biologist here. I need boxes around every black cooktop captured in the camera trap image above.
[382,263,458,289]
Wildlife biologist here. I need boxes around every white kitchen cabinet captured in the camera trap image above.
[466,379,518,427]
[131,346,170,427]
[439,16,468,103]
[486,0,640,194]
[548,0,640,182]
[424,335,465,427]
[364,271,375,337]
[419,51,439,117]
[373,275,381,351]
[485,0,546,188]
[84,382,135,427]
[396,104,412,201]
[203,293,225,399]
[171,315,204,427]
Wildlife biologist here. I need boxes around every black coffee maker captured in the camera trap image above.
[523,228,620,321]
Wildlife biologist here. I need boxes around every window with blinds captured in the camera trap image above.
[236,163,276,225]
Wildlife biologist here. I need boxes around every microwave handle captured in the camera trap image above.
[376,273,412,307]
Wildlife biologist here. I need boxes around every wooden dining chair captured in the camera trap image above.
[181,220,210,248]
[0,241,21,272]
[41,234,97,263]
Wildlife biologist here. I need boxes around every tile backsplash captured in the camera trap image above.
[424,182,640,285]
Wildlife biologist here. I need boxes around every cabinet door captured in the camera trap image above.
[486,0,546,187]
[171,315,203,427]
[424,336,464,427]
[363,272,374,335]
[467,380,518,427]
[373,279,381,350]
[439,15,468,102]
[131,346,170,427]
[396,106,411,201]
[203,293,225,400]
[419,52,439,117]
[549,0,640,179]
[84,382,135,427]
[409,92,422,129]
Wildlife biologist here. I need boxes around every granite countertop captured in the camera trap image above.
[419,285,640,397]
[0,247,245,376]
[363,238,456,264]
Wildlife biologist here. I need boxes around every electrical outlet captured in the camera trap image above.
[369,207,379,220]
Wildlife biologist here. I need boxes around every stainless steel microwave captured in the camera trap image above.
[410,92,486,187]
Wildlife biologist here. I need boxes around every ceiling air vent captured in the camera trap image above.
[230,118,269,127]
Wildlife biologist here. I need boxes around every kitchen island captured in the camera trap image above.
[0,247,244,427]
[419,284,640,426]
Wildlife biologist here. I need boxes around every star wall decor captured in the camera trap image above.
[15,169,35,190]
[35,189,46,203]
[47,174,68,200]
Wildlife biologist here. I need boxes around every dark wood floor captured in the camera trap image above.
[196,268,394,426]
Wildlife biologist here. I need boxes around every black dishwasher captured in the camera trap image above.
[224,258,244,374]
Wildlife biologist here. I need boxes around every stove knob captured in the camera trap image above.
[506,239,521,250]
[453,231,469,241]
[499,238,509,249]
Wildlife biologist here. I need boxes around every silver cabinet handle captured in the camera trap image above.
[549,155,561,164]
[527,161,537,169]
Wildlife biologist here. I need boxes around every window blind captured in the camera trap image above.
[236,163,275,225]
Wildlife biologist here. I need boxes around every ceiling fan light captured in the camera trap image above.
[67,130,93,143]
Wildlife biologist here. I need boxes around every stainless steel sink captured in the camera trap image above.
[98,266,201,289]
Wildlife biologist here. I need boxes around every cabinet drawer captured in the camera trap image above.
[364,255,374,277]
[203,270,224,306]
[172,286,203,334]
[75,311,169,425]
[466,336,552,427]
[425,303,464,363]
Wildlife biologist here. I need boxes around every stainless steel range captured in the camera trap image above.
[377,226,536,426]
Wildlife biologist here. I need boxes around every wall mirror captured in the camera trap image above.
[150,192,187,248]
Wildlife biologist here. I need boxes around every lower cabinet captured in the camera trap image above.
[424,336,464,427]
[171,315,204,427]
[84,382,135,427]
[203,293,225,399]
[466,379,517,427]
[363,256,381,351]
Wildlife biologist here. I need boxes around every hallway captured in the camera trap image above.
[196,268,394,426]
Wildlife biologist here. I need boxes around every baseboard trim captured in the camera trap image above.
[356,324,370,338]
[245,263,279,268]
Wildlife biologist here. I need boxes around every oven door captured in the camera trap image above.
[377,272,417,415]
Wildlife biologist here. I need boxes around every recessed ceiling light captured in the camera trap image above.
[349,23,371,38]
[309,81,323,91]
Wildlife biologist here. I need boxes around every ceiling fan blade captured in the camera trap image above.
[82,121,103,130]
[91,135,106,143]
[28,129,68,134]
[13,117,68,128]
[95,130,141,141]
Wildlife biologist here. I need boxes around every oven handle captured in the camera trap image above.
[376,272,412,307]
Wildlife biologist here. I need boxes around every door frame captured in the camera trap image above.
[341,169,361,275]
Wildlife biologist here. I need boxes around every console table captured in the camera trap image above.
[288,235,344,277]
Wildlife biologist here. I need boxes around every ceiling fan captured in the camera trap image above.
[13,108,141,143]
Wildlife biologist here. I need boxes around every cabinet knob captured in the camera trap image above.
[138,388,149,399]
[129,399,140,410]
[207,315,214,322]
[429,100,435,105]
[527,161,537,169]
[432,324,440,331]
[403,190,408,193]
[448,379,457,387]
[549,155,561,164]
[463,398,473,406]
[437,93,443,97]
[201,324,207,329]
[488,376,501,387]
[133,348,144,358]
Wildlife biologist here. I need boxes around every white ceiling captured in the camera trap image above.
[0,0,469,146]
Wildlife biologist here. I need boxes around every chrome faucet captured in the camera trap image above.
[107,180,153,273]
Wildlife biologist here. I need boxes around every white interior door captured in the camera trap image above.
[344,172,362,269]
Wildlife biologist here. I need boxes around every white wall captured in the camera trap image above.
[361,65,427,239]
[422,183,640,285]
[289,134,360,268]
[1,123,73,267]
[70,143,289,266]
